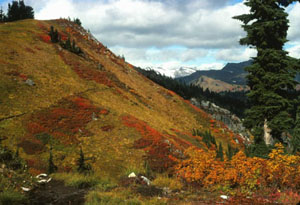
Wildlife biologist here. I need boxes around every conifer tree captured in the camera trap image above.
[0,7,5,22]
[6,0,34,22]
[226,144,233,160]
[48,148,57,174]
[49,26,59,43]
[65,37,71,50]
[72,39,76,51]
[234,0,299,144]
[77,147,91,174]
[73,18,82,26]
[216,143,224,161]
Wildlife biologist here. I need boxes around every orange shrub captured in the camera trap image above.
[176,143,300,192]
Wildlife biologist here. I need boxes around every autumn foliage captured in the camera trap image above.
[176,143,300,192]
[122,115,182,172]
[22,96,108,151]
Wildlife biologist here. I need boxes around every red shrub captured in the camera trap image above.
[37,22,47,31]
[27,96,108,145]
[39,34,51,43]
[122,115,179,172]
[100,109,109,115]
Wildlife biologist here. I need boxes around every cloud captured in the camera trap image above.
[216,47,257,61]
[287,45,300,59]
[34,0,248,49]
[288,2,300,43]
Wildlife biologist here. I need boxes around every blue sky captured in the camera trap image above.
[1,0,299,77]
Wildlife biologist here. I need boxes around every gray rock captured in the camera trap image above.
[25,79,35,86]
[190,98,249,141]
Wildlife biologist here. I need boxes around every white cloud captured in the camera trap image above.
[287,45,300,59]
[216,47,257,61]
[288,2,300,43]
[34,0,248,49]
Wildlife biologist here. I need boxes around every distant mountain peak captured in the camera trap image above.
[177,60,252,85]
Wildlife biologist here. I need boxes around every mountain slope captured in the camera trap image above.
[177,60,252,85]
[0,19,241,179]
[192,76,249,93]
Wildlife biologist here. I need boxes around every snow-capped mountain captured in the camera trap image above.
[144,66,219,78]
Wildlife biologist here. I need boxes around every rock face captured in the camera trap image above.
[190,98,249,141]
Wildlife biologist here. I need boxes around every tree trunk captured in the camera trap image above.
[264,119,273,145]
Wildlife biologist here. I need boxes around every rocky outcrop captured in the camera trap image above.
[190,98,249,141]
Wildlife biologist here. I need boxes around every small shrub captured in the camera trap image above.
[152,175,183,191]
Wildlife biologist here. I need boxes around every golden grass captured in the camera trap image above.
[0,19,239,182]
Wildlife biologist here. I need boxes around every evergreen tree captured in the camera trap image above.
[49,26,59,43]
[7,1,19,21]
[72,39,76,51]
[0,6,5,22]
[18,0,26,19]
[73,18,82,26]
[6,0,34,22]
[48,148,57,174]
[216,143,224,161]
[233,0,299,144]
[24,2,34,19]
[65,37,71,50]
[77,147,91,174]
[226,144,233,161]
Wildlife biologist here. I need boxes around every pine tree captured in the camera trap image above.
[7,1,19,21]
[6,0,34,22]
[24,2,34,19]
[233,0,299,144]
[48,148,57,174]
[73,18,82,26]
[49,26,59,43]
[0,6,5,22]
[226,144,233,160]
[18,0,26,19]
[77,147,91,173]
[72,39,76,52]
[216,143,224,161]
[65,37,71,50]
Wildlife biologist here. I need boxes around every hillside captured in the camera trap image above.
[192,76,249,93]
[0,19,241,181]
[1,19,300,204]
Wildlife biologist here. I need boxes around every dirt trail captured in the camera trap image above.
[27,180,87,205]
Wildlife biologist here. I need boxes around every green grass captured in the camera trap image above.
[0,191,28,205]
[85,191,142,205]
[52,172,104,189]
